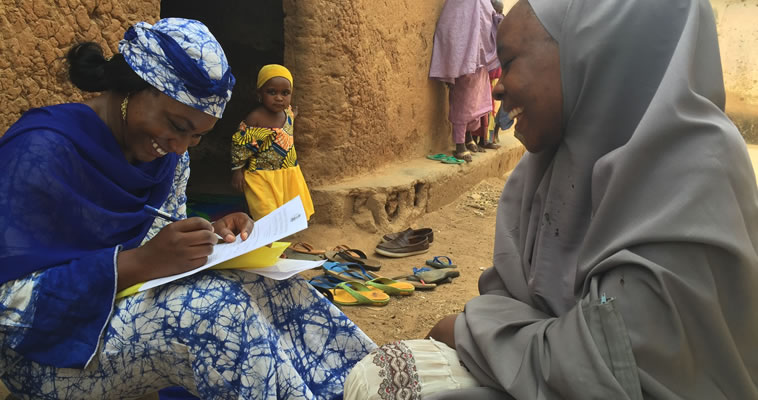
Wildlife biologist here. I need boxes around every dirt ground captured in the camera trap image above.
[293,175,507,345]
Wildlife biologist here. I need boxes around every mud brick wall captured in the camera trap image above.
[0,0,159,135]
[282,0,453,186]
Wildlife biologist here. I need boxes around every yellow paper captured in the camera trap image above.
[212,241,289,270]
[116,283,143,300]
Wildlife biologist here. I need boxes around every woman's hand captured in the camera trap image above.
[213,212,254,243]
[231,168,245,192]
[117,217,217,290]
[426,314,458,349]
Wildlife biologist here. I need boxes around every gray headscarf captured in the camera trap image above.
[433,0,758,398]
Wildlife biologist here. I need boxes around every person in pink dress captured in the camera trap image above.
[429,0,502,162]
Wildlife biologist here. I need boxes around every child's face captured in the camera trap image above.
[259,77,292,113]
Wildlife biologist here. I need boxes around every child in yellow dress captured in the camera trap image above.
[231,64,315,220]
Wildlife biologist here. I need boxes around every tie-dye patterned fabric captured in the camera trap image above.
[0,152,375,398]
[119,18,234,118]
[1,270,375,399]
[230,106,298,171]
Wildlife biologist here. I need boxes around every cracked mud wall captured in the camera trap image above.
[0,0,160,134]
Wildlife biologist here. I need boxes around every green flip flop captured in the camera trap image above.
[324,263,415,296]
[440,155,465,164]
[329,281,390,306]
[426,153,449,161]
[365,277,415,296]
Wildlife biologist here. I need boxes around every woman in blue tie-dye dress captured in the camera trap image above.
[0,18,374,399]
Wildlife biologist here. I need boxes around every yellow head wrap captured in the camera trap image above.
[257,64,293,89]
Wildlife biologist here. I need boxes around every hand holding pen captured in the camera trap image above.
[143,205,254,243]
[144,205,225,241]
[116,206,256,291]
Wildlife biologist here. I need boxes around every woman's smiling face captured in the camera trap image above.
[123,88,217,163]
[493,1,564,153]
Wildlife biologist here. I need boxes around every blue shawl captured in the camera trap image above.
[0,103,178,285]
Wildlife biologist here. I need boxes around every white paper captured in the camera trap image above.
[239,259,325,280]
[139,196,308,291]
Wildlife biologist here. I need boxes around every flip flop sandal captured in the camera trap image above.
[365,277,415,296]
[426,153,448,161]
[482,142,501,149]
[324,249,382,271]
[324,262,415,296]
[406,267,460,284]
[329,281,390,306]
[308,274,342,302]
[390,277,437,290]
[425,255,457,269]
[466,141,479,152]
[283,248,324,261]
[440,155,464,164]
[291,242,325,255]
[323,262,373,282]
[330,244,352,252]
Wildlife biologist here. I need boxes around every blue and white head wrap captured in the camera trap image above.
[118,18,235,118]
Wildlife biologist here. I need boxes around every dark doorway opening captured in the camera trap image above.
[161,0,284,198]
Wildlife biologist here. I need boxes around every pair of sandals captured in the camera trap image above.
[290,243,382,271]
[390,256,459,288]
[309,262,415,306]
[325,246,382,271]
[309,275,390,306]
[427,153,465,164]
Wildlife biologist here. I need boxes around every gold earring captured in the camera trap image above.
[120,95,129,122]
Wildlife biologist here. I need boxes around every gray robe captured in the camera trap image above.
[430,0,758,398]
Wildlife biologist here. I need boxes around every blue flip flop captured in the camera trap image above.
[308,274,342,290]
[323,262,414,296]
[425,256,457,269]
[308,274,342,302]
[322,262,373,281]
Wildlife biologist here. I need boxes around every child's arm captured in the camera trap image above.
[231,112,259,191]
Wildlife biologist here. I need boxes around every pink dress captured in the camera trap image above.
[448,67,493,143]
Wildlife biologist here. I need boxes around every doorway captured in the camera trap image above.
[160,0,284,197]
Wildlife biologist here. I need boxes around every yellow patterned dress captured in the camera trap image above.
[231,106,314,220]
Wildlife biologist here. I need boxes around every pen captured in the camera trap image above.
[143,205,225,241]
[144,204,180,222]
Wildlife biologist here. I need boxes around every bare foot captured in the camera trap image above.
[453,150,473,163]
[465,141,479,153]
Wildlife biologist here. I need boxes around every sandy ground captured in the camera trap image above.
[293,176,506,345]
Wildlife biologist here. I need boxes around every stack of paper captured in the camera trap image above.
[124,196,319,296]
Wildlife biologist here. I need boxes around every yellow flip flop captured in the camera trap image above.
[324,262,415,296]
[365,277,415,296]
[329,281,390,306]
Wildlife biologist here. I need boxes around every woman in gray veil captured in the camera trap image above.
[345,0,758,398]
